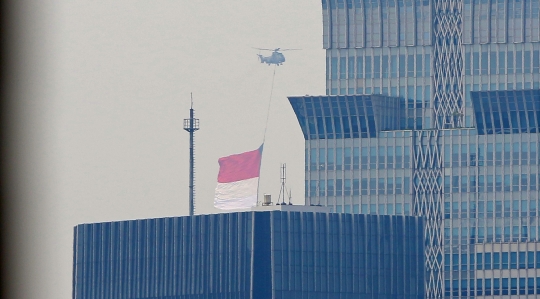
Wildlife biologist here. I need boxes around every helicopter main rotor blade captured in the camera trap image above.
[252,47,301,51]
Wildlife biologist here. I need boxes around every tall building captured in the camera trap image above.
[72,208,425,299]
[289,1,540,298]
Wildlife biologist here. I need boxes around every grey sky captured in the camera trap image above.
[6,1,324,298]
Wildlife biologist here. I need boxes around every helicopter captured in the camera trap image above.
[253,48,300,66]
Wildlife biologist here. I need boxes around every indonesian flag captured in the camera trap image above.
[214,145,263,210]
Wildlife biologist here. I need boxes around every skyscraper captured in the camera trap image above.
[289,0,540,298]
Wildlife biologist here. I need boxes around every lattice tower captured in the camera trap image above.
[413,130,444,299]
[433,0,465,129]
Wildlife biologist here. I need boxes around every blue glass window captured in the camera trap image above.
[516,51,522,73]
[485,278,492,295]
[525,51,531,73]
[327,179,335,196]
[310,148,317,169]
[519,251,526,269]
[361,178,368,195]
[395,176,402,194]
[319,179,326,196]
[352,179,359,195]
[348,56,355,79]
[344,179,351,195]
[473,51,480,75]
[490,51,497,75]
[477,279,483,296]
[365,56,372,78]
[391,55,398,77]
[373,55,381,78]
[336,179,343,196]
[499,51,506,74]
[344,148,351,170]
[382,55,389,78]
[510,278,517,295]
[485,252,492,269]
[331,57,338,79]
[357,56,364,79]
[424,54,430,76]
[407,55,414,76]
[493,252,500,269]
[327,148,334,170]
[502,252,509,269]
[399,54,405,77]
[336,147,343,170]
[511,252,517,269]
[534,50,539,73]
[493,278,500,295]
[339,57,347,79]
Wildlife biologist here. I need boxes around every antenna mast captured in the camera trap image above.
[183,93,199,216]
[277,163,291,205]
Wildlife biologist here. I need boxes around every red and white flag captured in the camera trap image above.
[214,145,263,210]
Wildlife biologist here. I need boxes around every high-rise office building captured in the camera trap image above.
[72,208,425,299]
[289,1,540,298]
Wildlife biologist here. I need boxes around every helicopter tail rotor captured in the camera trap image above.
[256,54,267,64]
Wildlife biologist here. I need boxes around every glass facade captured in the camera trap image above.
[73,211,424,299]
[73,213,254,299]
[270,212,424,299]
[289,92,540,299]
[472,90,540,135]
[289,1,540,298]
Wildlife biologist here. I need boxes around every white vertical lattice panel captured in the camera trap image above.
[413,130,443,299]
[433,0,464,129]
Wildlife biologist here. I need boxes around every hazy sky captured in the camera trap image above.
[6,1,324,298]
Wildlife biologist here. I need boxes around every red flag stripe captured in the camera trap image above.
[217,147,262,183]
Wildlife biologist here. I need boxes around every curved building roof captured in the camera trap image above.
[472,89,540,135]
[288,94,407,140]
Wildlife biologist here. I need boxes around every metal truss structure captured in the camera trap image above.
[413,130,444,299]
[433,0,465,129]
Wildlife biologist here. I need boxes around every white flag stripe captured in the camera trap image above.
[214,194,258,210]
[214,177,259,200]
[214,177,259,210]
